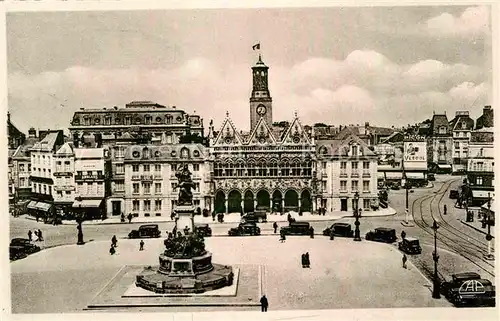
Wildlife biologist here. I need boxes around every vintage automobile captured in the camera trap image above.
[128,224,161,239]
[10,238,41,254]
[241,211,267,223]
[449,189,460,199]
[428,173,436,181]
[442,273,495,307]
[322,223,354,237]
[280,222,311,236]
[9,246,28,261]
[398,237,422,254]
[365,227,397,243]
[194,224,212,237]
[228,223,261,236]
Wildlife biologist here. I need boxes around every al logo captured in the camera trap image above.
[459,279,485,295]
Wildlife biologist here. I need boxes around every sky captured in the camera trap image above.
[6,5,492,134]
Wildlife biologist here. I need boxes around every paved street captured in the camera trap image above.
[9,174,496,313]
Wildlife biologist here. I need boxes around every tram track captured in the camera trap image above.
[411,179,495,279]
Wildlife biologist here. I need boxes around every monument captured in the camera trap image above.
[135,164,234,294]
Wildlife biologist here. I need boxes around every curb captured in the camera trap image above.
[459,220,495,238]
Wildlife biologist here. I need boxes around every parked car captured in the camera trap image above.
[390,184,401,190]
[241,211,267,223]
[10,238,41,254]
[365,227,397,243]
[128,224,161,239]
[449,189,459,199]
[442,273,495,307]
[9,246,28,261]
[194,224,212,237]
[228,223,261,236]
[398,237,422,254]
[322,223,354,237]
[280,222,311,236]
[428,173,436,181]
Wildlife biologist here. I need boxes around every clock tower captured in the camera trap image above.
[250,54,273,131]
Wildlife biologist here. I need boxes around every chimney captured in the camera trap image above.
[28,127,37,138]
[365,122,369,128]
[483,105,493,128]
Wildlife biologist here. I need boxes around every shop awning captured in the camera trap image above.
[27,201,38,210]
[36,202,52,211]
[73,199,103,208]
[377,172,385,179]
[481,199,495,213]
[472,190,494,199]
[406,172,425,180]
[437,164,452,169]
[384,172,403,179]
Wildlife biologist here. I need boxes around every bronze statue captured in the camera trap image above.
[175,164,195,205]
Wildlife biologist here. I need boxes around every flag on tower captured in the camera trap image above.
[252,43,260,50]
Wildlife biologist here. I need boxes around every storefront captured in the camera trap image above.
[436,164,452,174]
[73,199,105,220]
[471,190,494,207]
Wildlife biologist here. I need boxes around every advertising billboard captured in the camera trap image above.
[403,141,427,171]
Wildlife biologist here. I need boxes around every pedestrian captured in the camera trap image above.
[444,204,447,215]
[184,226,190,235]
[305,252,310,268]
[139,240,144,251]
[34,230,39,241]
[28,230,32,242]
[309,226,315,239]
[273,222,278,234]
[402,254,407,269]
[329,229,335,240]
[112,235,117,247]
[127,213,132,223]
[279,230,286,242]
[260,295,269,312]
[301,253,306,268]
[110,244,116,255]
[120,213,125,223]
[38,229,43,241]
[401,230,406,240]
[171,212,175,221]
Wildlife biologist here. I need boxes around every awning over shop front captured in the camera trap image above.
[36,202,52,211]
[406,172,425,180]
[437,164,452,169]
[472,190,494,199]
[481,199,495,213]
[377,172,385,180]
[384,172,403,179]
[73,199,103,208]
[27,201,38,210]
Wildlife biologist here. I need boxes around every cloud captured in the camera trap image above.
[426,6,490,37]
[8,49,490,133]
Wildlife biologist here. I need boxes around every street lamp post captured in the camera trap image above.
[76,201,85,245]
[484,193,494,260]
[432,220,441,299]
[402,176,410,224]
[353,191,361,241]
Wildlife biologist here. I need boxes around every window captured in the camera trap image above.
[194,200,200,206]
[340,181,347,191]
[133,183,140,194]
[143,164,150,172]
[77,171,82,176]
[476,177,483,185]
[133,200,140,211]
[143,182,151,194]
[363,162,369,170]
[115,148,124,158]
[155,164,161,172]
[321,162,326,169]
[65,191,71,195]
[144,200,151,211]
[155,183,162,194]
[351,162,358,170]
[48,186,51,195]
[155,200,162,211]
[193,164,200,172]
[132,165,139,172]
[352,145,358,156]
[116,164,124,174]
[363,181,370,192]
[171,183,177,189]
[351,180,358,191]
[194,182,200,192]
[115,181,124,192]
[340,162,347,170]
[363,199,370,210]
[321,181,327,190]
[477,162,484,171]
[455,142,460,149]
[171,164,177,171]
[87,171,92,176]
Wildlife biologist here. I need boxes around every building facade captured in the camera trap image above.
[467,127,494,206]
[208,55,317,214]
[73,148,111,219]
[316,134,379,213]
[119,144,210,218]
[449,111,474,173]
[69,101,204,147]
[427,114,453,172]
[28,130,64,219]
[53,142,75,217]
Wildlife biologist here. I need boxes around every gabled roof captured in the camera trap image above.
[55,142,74,156]
[280,115,311,145]
[247,116,277,145]
[213,113,244,146]
[318,134,376,158]
[31,131,63,152]
[430,114,449,134]
[12,137,39,160]
[381,132,405,144]
[449,114,474,131]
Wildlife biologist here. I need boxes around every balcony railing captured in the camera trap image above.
[340,172,348,178]
[351,173,359,178]
[362,172,371,178]
[141,174,153,181]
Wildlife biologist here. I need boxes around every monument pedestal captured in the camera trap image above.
[176,205,195,233]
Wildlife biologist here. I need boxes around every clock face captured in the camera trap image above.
[257,105,267,116]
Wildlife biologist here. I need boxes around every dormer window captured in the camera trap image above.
[352,145,358,157]
[438,126,446,134]
[461,122,467,129]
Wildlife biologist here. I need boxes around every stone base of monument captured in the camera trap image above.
[175,205,195,232]
[135,263,234,294]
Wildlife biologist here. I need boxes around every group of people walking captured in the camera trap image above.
[109,235,145,255]
[27,229,43,242]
